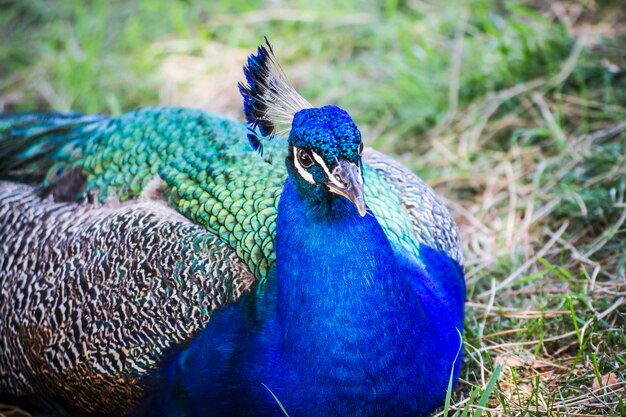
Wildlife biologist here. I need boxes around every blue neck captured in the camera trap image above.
[275,178,414,343]
[267,179,445,415]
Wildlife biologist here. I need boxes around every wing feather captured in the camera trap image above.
[0,181,256,414]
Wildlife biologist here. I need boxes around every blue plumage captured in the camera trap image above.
[290,106,362,163]
[238,38,277,136]
[238,40,272,157]
[246,129,264,154]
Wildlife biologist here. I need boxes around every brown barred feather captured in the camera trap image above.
[0,181,256,415]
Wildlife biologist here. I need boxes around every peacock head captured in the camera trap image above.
[238,38,366,216]
[286,105,365,215]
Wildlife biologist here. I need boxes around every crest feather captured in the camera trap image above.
[238,37,312,160]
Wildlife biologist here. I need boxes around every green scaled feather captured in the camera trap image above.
[0,112,103,185]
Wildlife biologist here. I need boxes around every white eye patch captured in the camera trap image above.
[292,147,316,185]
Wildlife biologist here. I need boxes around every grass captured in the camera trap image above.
[1,0,625,415]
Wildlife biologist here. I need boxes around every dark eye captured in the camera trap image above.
[297,148,315,169]
[358,141,364,154]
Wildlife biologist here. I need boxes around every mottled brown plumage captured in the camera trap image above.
[0,181,255,414]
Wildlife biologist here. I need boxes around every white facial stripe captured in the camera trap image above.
[293,147,316,185]
[311,151,344,188]
[355,165,363,185]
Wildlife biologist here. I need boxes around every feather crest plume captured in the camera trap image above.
[238,37,312,160]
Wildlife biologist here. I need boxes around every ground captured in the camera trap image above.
[1,0,625,415]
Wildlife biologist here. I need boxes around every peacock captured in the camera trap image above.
[0,40,465,417]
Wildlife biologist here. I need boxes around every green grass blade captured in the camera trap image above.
[459,388,479,417]
[567,296,581,345]
[261,382,290,417]
[590,353,603,390]
[472,365,502,417]
[443,328,464,416]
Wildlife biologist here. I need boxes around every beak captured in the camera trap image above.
[325,159,367,217]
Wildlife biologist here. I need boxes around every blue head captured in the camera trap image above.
[287,105,365,216]
[239,39,366,216]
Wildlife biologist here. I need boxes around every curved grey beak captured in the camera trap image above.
[325,159,367,217]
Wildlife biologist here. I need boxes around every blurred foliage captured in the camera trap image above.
[0,0,586,129]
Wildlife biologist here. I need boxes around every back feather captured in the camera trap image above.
[0,112,105,186]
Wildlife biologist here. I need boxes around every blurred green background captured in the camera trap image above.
[4,0,616,136]
[1,0,625,414]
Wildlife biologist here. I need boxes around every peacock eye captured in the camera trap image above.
[297,148,315,169]
[358,141,364,154]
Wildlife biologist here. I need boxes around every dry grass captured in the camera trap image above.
[422,5,626,415]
